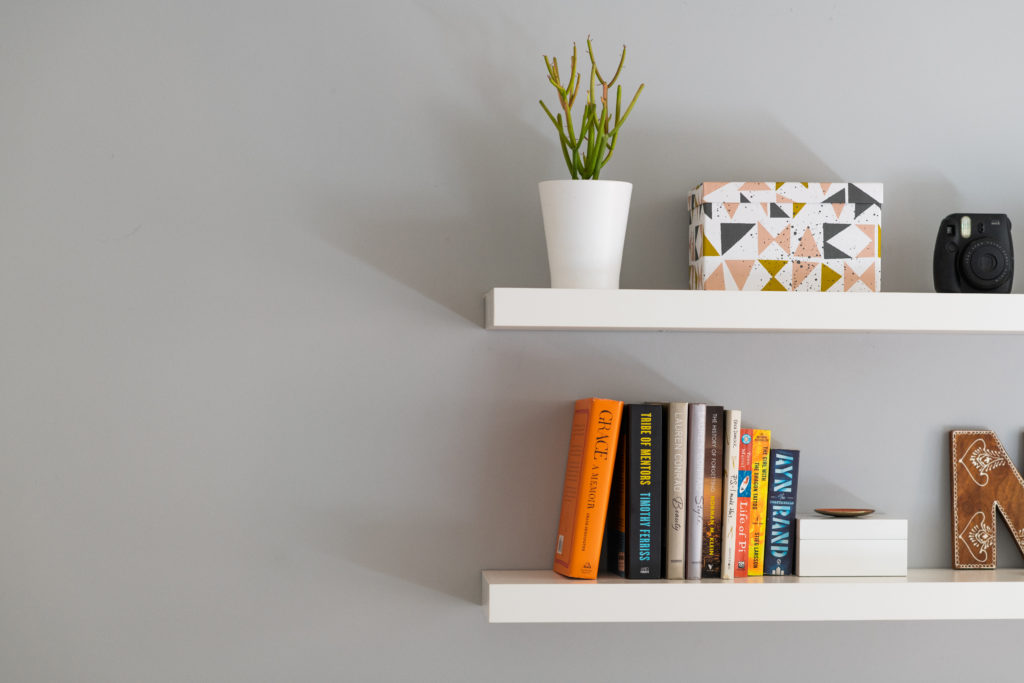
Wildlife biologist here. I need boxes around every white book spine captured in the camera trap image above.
[665,403,688,579]
[721,410,741,579]
[685,404,706,580]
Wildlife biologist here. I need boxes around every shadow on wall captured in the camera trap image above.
[865,172,956,293]
[613,114,841,290]
[310,3,552,327]
[327,337,714,604]
[617,115,958,293]
[314,1,954,326]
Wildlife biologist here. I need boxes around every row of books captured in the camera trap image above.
[553,398,800,580]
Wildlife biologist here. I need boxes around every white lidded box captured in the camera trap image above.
[796,515,907,577]
[688,182,883,292]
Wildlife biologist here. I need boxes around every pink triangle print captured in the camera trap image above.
[792,260,817,290]
[705,264,726,290]
[725,259,756,290]
[758,222,791,256]
[857,224,876,257]
[794,228,821,258]
[701,182,728,201]
[844,262,877,291]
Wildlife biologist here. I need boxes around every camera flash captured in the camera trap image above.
[961,216,972,239]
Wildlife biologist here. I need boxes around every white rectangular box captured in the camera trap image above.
[688,182,883,292]
[796,516,907,577]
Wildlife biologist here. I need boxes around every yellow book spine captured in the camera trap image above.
[746,429,772,576]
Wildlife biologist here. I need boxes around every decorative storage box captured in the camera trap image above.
[795,515,907,577]
[689,182,883,292]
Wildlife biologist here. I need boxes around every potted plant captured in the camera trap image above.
[539,37,644,289]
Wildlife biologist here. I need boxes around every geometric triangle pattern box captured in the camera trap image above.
[688,182,882,292]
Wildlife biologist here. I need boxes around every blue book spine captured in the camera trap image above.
[763,449,800,576]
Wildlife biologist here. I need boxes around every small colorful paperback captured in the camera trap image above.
[764,448,800,576]
[720,410,741,579]
[716,411,741,577]
[553,398,624,579]
[747,429,772,576]
[733,429,754,578]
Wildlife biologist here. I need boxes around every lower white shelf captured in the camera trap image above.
[482,569,1024,623]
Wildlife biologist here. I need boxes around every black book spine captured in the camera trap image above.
[701,406,725,578]
[764,449,800,576]
[625,404,663,579]
[606,421,628,576]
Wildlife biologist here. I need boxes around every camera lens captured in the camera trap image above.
[978,253,998,273]
[960,239,1012,290]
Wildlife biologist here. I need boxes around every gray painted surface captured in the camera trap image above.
[1,1,1022,680]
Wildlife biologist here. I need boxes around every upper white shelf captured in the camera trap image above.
[483,569,1024,623]
[484,288,1024,333]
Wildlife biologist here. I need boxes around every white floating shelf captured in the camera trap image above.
[482,569,1024,623]
[484,288,1024,333]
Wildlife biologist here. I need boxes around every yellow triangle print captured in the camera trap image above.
[800,182,809,188]
[775,182,784,190]
[762,278,787,291]
[821,264,841,291]
[877,226,882,257]
[759,259,787,277]
[703,233,720,257]
[792,202,805,216]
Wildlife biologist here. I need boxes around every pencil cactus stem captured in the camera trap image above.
[588,64,596,107]
[606,45,626,87]
[556,115,574,175]
[586,37,604,85]
[569,43,577,88]
[614,83,644,131]
[541,38,642,179]
[540,99,558,127]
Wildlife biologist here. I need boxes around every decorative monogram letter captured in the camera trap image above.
[951,430,1024,568]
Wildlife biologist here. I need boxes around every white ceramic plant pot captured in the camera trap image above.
[539,179,633,289]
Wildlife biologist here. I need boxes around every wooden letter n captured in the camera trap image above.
[951,430,1024,568]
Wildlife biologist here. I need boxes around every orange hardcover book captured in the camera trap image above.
[747,429,772,576]
[553,397,625,579]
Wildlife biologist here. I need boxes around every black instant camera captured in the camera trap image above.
[933,213,1013,293]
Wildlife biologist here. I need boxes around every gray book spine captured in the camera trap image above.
[685,403,706,580]
[665,402,688,579]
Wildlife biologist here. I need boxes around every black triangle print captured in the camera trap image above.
[823,189,846,203]
[823,242,851,259]
[770,203,789,218]
[703,203,713,218]
[823,223,847,244]
[847,184,879,204]
[855,203,874,218]
[739,193,751,203]
[720,223,755,255]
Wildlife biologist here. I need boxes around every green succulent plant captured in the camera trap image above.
[539,37,644,180]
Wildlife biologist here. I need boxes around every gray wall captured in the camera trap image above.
[3,1,1024,681]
